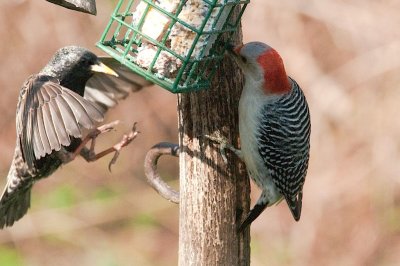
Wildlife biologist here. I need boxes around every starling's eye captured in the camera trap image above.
[80,58,92,66]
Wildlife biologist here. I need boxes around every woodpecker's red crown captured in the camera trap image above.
[234,42,291,95]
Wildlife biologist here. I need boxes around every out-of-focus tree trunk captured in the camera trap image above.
[177,22,250,266]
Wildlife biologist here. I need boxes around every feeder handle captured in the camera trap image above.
[46,0,97,15]
[144,142,180,204]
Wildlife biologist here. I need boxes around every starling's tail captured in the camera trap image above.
[0,182,32,229]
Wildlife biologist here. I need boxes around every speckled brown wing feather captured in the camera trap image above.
[84,57,152,113]
[17,75,104,167]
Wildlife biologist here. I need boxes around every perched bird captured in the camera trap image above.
[0,46,150,228]
[208,42,311,231]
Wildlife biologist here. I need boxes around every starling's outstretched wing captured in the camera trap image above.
[84,57,152,113]
[16,75,104,168]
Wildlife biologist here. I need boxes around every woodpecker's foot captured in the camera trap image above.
[238,202,268,232]
[80,122,140,171]
[204,134,230,163]
[205,133,242,163]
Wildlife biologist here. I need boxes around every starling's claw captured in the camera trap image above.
[91,120,120,136]
[76,121,139,171]
[107,123,140,172]
[70,120,120,160]
[108,151,120,172]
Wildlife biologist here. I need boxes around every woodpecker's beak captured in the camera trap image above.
[226,43,235,53]
[226,43,243,57]
[233,44,244,55]
[90,61,119,77]
[226,43,246,69]
[226,43,240,56]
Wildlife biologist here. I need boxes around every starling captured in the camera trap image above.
[0,46,150,228]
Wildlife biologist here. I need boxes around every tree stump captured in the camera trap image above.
[178,26,251,265]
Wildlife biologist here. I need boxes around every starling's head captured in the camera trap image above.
[229,42,290,95]
[41,46,117,86]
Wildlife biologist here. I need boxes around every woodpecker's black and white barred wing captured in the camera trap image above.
[84,57,152,113]
[257,78,311,221]
[16,75,104,168]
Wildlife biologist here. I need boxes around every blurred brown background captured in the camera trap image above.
[0,0,399,265]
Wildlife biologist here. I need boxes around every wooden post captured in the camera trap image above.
[177,25,250,265]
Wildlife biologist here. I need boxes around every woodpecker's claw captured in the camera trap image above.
[204,134,231,164]
[205,133,244,162]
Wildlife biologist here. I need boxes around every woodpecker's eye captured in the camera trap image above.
[240,55,247,63]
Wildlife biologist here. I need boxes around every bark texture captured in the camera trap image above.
[178,28,250,265]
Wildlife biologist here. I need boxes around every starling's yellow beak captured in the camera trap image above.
[90,62,118,77]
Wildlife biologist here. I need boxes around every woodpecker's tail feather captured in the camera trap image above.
[238,202,268,232]
[0,183,32,229]
[285,193,302,221]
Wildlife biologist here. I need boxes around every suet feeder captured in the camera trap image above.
[97,0,249,93]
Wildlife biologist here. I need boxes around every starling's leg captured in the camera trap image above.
[204,134,243,163]
[79,122,140,171]
[59,121,139,171]
[58,120,120,164]
[71,120,121,159]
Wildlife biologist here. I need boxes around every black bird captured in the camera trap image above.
[0,46,150,228]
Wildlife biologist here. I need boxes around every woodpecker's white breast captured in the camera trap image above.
[238,80,283,205]
[239,85,270,175]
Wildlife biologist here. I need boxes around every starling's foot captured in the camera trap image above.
[205,133,243,163]
[81,122,140,172]
[106,122,140,171]
[59,120,121,164]
[86,120,120,140]
[74,120,121,158]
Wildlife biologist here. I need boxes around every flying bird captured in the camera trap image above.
[0,46,150,228]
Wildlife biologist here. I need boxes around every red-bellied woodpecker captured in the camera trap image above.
[208,42,311,231]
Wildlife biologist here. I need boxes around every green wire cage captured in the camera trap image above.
[97,0,249,93]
